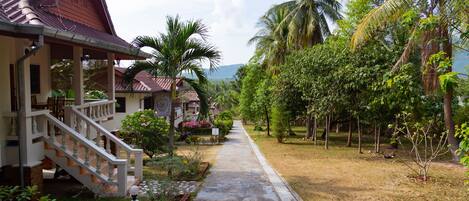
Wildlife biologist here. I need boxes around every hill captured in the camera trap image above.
[184,64,243,80]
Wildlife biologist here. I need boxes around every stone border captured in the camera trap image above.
[240,123,303,201]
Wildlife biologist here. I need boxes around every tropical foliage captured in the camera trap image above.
[120,110,169,158]
[124,16,221,156]
[240,0,468,181]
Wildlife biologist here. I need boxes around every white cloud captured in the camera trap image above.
[106,0,287,66]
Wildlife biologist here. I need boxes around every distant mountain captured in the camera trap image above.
[184,64,243,80]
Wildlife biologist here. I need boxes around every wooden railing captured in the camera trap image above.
[65,105,143,180]
[72,100,116,122]
[40,112,128,196]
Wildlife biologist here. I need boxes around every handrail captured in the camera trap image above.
[67,104,143,180]
[73,100,116,109]
[44,113,126,165]
[71,107,137,153]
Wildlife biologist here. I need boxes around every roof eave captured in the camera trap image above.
[0,20,151,60]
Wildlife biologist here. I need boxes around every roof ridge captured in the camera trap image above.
[18,0,42,24]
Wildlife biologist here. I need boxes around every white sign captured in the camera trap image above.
[212,128,219,136]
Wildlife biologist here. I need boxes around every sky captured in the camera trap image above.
[106,0,286,67]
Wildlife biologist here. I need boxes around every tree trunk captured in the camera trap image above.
[265,105,271,136]
[358,116,362,154]
[444,91,458,161]
[325,116,329,150]
[374,123,377,152]
[376,126,381,153]
[347,115,352,147]
[306,114,312,139]
[439,6,459,161]
[168,79,177,157]
[313,116,318,145]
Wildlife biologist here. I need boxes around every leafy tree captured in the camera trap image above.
[351,0,468,160]
[124,16,221,156]
[120,110,169,158]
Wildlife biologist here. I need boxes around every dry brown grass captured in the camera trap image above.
[245,125,468,201]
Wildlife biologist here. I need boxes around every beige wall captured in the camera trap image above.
[0,35,14,167]
[30,44,52,103]
[0,36,51,167]
[102,93,148,131]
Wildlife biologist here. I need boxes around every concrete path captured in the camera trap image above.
[195,121,300,201]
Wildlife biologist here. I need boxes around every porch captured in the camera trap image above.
[0,19,148,196]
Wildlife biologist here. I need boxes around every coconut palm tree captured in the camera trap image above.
[271,0,342,49]
[249,7,290,67]
[351,0,468,161]
[124,16,221,156]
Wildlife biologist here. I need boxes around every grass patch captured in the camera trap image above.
[245,124,468,201]
[143,144,222,180]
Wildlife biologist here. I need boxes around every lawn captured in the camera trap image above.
[244,124,468,201]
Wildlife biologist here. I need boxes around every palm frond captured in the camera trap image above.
[351,0,412,49]
[184,78,209,117]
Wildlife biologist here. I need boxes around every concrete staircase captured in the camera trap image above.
[39,101,143,197]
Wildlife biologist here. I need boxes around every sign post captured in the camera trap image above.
[212,128,220,144]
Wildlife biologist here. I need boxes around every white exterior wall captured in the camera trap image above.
[102,93,147,131]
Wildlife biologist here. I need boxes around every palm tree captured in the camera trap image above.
[351,0,468,161]
[124,16,221,156]
[249,7,290,67]
[271,0,342,49]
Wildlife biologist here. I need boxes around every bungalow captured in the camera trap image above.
[94,67,185,131]
[0,0,148,196]
[182,91,200,121]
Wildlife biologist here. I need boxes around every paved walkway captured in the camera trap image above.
[195,121,300,201]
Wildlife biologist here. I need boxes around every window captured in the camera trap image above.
[115,97,126,113]
[144,97,153,110]
[30,65,40,94]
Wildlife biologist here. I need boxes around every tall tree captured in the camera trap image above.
[271,0,342,48]
[124,16,221,156]
[249,7,290,68]
[351,0,468,161]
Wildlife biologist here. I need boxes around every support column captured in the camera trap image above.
[73,46,84,105]
[107,53,115,101]
[107,53,115,115]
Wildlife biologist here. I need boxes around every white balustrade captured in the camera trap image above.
[42,112,128,196]
[72,100,116,121]
[64,101,143,181]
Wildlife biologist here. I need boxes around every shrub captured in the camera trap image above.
[148,152,203,181]
[272,105,287,143]
[213,111,234,139]
[0,186,55,201]
[120,110,170,158]
[456,123,469,188]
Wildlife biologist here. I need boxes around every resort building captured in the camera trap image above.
[0,0,148,196]
[94,67,185,131]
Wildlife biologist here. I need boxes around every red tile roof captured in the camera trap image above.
[182,91,200,102]
[115,67,183,93]
[0,0,132,51]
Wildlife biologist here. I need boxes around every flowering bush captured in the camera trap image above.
[181,120,212,129]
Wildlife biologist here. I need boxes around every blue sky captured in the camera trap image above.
[107,0,286,66]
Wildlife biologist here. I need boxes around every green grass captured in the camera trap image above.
[245,124,468,201]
